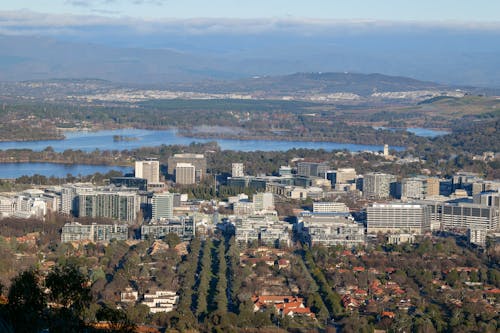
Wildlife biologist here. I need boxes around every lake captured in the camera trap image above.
[0,128,403,153]
[0,162,133,179]
[0,128,405,178]
[373,127,450,137]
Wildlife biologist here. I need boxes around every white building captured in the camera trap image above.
[232,163,245,177]
[313,202,349,213]
[61,222,128,243]
[175,163,196,185]
[234,215,291,246]
[152,192,174,220]
[61,183,94,215]
[297,211,365,246]
[135,159,160,183]
[141,290,179,313]
[0,196,15,217]
[253,192,275,211]
[363,172,397,199]
[367,203,431,234]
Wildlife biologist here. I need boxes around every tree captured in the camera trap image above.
[46,264,92,312]
[164,232,181,248]
[7,270,46,333]
[96,306,136,333]
[45,264,92,332]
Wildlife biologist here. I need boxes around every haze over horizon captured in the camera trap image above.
[0,1,499,87]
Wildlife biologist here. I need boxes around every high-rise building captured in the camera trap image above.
[474,190,500,212]
[232,163,244,177]
[429,202,499,232]
[363,172,397,199]
[402,176,441,200]
[168,154,206,181]
[425,177,440,197]
[297,162,330,178]
[77,191,140,224]
[152,192,174,220]
[367,203,431,234]
[175,163,196,185]
[253,192,274,211]
[61,183,94,216]
[135,159,160,183]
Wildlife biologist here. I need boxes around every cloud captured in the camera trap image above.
[65,0,165,6]
[0,9,499,38]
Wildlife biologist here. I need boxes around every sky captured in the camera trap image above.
[1,0,500,22]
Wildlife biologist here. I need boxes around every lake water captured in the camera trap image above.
[406,128,450,137]
[0,128,406,178]
[373,127,450,137]
[0,163,133,179]
[0,128,403,153]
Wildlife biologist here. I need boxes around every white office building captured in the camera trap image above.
[367,203,431,234]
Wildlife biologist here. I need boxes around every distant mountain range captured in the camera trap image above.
[1,32,500,90]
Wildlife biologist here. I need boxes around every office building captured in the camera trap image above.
[253,192,275,211]
[401,176,441,201]
[111,177,148,191]
[61,222,128,243]
[297,211,365,246]
[0,196,15,217]
[313,201,349,213]
[152,192,174,220]
[77,191,141,224]
[431,203,499,232]
[329,168,357,185]
[472,181,500,196]
[175,163,196,185]
[367,203,431,234]
[468,227,488,246]
[297,162,330,178]
[135,159,160,183]
[474,190,500,212]
[234,215,291,246]
[279,166,293,177]
[168,154,206,181]
[61,183,94,216]
[363,172,397,199]
[141,216,195,241]
[232,163,245,177]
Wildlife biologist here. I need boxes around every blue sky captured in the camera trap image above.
[2,0,500,21]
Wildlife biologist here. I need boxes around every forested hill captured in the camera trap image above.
[169,72,446,96]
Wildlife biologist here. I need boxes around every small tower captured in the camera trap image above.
[383,144,389,157]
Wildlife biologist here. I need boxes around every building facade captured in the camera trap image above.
[367,203,431,234]
[168,153,206,181]
[151,192,174,220]
[175,163,196,185]
[77,191,141,224]
[135,159,160,183]
[363,172,397,199]
[61,222,128,243]
[232,163,245,177]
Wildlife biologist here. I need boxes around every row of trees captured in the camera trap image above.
[300,247,344,320]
